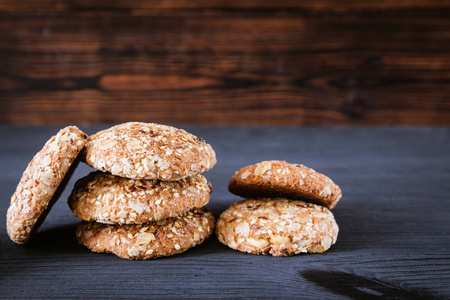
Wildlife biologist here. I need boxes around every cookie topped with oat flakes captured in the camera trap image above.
[68,171,212,224]
[228,160,342,209]
[7,126,87,244]
[83,122,216,181]
[76,206,215,260]
[216,198,338,256]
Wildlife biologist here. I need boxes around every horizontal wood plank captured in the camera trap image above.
[1,126,450,298]
[0,0,450,11]
[1,9,449,125]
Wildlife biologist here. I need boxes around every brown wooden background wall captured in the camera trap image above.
[1,1,449,125]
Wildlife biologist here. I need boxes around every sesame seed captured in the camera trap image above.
[174,244,181,250]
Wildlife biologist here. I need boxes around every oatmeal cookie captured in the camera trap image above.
[216,198,338,256]
[7,126,87,244]
[228,161,341,209]
[68,171,212,224]
[76,207,215,260]
[83,122,216,181]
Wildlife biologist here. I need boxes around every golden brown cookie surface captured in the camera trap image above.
[228,160,342,209]
[83,122,216,181]
[216,198,338,256]
[76,207,215,260]
[68,171,211,224]
[7,126,87,244]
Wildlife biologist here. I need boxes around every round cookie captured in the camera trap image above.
[76,207,215,260]
[7,126,88,244]
[68,171,212,224]
[228,161,342,209]
[83,122,216,181]
[216,198,338,256]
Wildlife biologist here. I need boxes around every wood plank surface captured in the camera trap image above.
[0,125,449,298]
[1,2,450,125]
[0,0,448,10]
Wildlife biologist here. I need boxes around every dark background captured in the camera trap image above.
[1,0,450,125]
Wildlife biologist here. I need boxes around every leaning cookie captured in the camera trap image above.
[228,161,341,209]
[216,198,338,256]
[68,171,212,224]
[7,126,87,244]
[83,122,216,181]
[76,207,215,260]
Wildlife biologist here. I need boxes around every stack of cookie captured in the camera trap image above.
[216,160,341,256]
[68,122,217,260]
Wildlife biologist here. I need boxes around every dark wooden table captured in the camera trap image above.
[1,125,449,299]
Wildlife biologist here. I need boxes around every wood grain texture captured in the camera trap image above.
[1,2,450,125]
[0,0,448,10]
[0,125,449,298]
